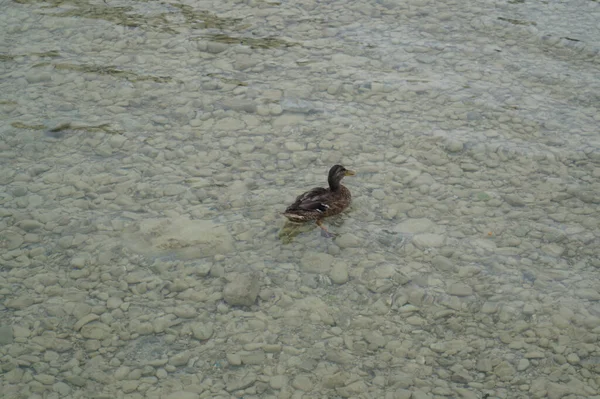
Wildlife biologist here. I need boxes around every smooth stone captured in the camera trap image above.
[215,117,245,131]
[481,302,500,313]
[239,351,265,365]
[114,366,130,380]
[191,322,213,340]
[432,256,456,272]
[447,283,473,297]
[525,351,545,359]
[523,303,535,315]
[169,352,190,367]
[18,220,44,231]
[142,217,235,257]
[74,314,100,331]
[222,99,257,113]
[163,184,186,196]
[577,289,600,300]
[445,139,464,153]
[330,261,349,284]
[284,141,305,152]
[156,369,168,379]
[121,381,139,393]
[566,353,580,364]
[270,375,288,389]
[1,231,24,250]
[396,218,436,233]
[226,353,242,366]
[25,71,52,83]
[272,114,304,127]
[173,305,197,318]
[505,194,526,207]
[395,389,412,399]
[6,296,34,310]
[106,297,123,309]
[153,316,173,333]
[301,252,334,273]
[34,374,55,384]
[165,393,199,399]
[80,322,111,340]
[223,272,260,306]
[518,358,530,371]
[0,324,14,345]
[205,42,228,53]
[542,243,564,257]
[292,375,313,391]
[13,325,30,338]
[335,233,360,248]
[412,391,432,399]
[412,233,445,249]
[494,361,516,379]
[224,371,257,392]
[476,358,492,372]
[53,381,71,395]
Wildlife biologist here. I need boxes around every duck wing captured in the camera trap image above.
[286,187,331,213]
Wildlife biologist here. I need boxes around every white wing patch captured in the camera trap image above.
[316,203,330,213]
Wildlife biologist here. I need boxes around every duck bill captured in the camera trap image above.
[344,169,356,176]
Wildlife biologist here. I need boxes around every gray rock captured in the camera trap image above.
[432,256,456,272]
[139,217,235,258]
[106,297,123,309]
[396,218,436,233]
[173,305,197,319]
[224,371,257,392]
[169,351,190,367]
[25,71,52,83]
[292,375,313,391]
[165,391,199,399]
[270,375,288,389]
[239,351,265,365]
[222,99,257,113]
[447,283,473,297]
[80,322,111,340]
[412,391,432,399]
[517,358,530,371]
[330,261,349,284]
[191,322,213,341]
[223,272,260,306]
[566,353,580,364]
[505,194,526,207]
[205,42,228,53]
[74,314,100,331]
[6,296,34,310]
[121,380,139,393]
[476,358,492,372]
[445,139,464,153]
[301,252,334,273]
[413,233,445,248]
[576,289,600,300]
[18,219,44,231]
[34,374,55,384]
[0,324,14,345]
[494,361,516,379]
[525,351,545,359]
[226,353,242,366]
[335,233,360,248]
[0,231,24,250]
[53,381,71,395]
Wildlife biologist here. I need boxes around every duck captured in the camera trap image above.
[283,165,355,237]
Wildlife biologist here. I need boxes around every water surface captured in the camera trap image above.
[1,0,599,398]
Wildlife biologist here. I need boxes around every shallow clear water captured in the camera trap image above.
[1,0,599,398]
